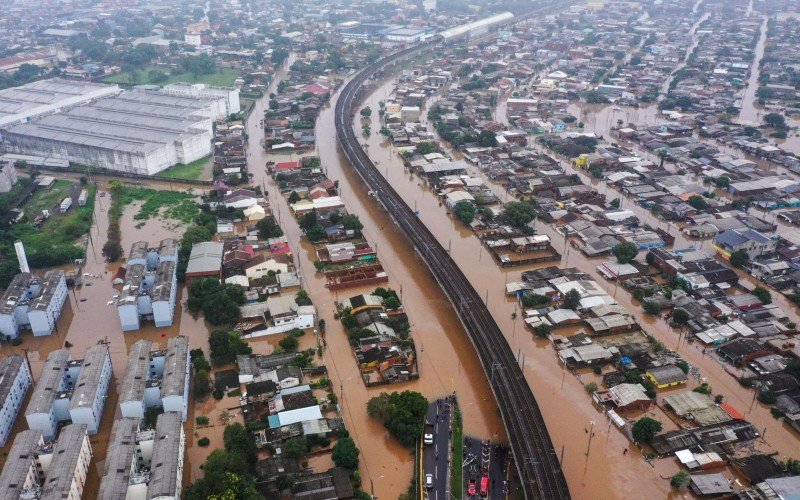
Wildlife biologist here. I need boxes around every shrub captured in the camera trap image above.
[198,437,211,447]
[196,416,210,426]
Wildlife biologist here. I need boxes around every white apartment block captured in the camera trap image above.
[0,270,68,340]
[163,82,240,116]
[98,412,185,500]
[117,239,178,331]
[68,344,112,435]
[25,346,112,439]
[0,355,32,446]
[0,424,92,500]
[119,336,190,421]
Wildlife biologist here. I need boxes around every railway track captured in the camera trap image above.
[333,7,572,500]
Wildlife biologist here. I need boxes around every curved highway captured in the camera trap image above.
[334,9,571,500]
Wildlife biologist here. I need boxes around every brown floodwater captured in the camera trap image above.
[243,70,504,497]
[337,67,800,497]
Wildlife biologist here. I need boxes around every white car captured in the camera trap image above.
[425,474,434,489]
[107,301,114,305]
[424,432,434,445]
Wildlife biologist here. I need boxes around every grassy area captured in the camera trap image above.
[155,156,211,181]
[115,186,199,227]
[0,180,32,211]
[25,180,73,214]
[451,403,463,498]
[103,66,239,87]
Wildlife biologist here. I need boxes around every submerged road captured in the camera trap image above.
[334,36,571,500]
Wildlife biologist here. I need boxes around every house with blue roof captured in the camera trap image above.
[712,229,776,260]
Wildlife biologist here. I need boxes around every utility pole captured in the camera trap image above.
[585,420,595,456]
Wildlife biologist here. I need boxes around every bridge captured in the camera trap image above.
[333,8,572,500]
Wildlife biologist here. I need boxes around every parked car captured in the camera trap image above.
[467,480,477,496]
[425,474,433,489]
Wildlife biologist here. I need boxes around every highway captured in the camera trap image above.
[333,8,572,500]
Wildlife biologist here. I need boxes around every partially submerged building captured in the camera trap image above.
[0,354,32,446]
[25,346,112,439]
[98,412,185,500]
[0,424,92,500]
[119,336,190,421]
[117,239,178,331]
[0,270,67,339]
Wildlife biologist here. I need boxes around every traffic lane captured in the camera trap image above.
[488,444,509,500]
[463,437,483,497]
[423,398,451,500]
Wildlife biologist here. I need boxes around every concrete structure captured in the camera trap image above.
[713,229,777,260]
[25,347,112,439]
[438,12,514,41]
[2,90,218,176]
[68,344,112,435]
[147,411,186,500]
[0,355,32,446]
[0,270,68,339]
[0,429,45,498]
[39,424,92,500]
[117,239,178,331]
[119,336,190,421]
[0,161,18,192]
[163,82,240,116]
[98,413,185,500]
[0,78,120,128]
[184,241,223,282]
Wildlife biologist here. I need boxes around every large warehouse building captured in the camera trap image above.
[0,78,240,176]
[0,78,120,128]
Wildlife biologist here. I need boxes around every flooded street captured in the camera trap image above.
[244,68,502,497]
[738,16,768,124]
[341,67,800,496]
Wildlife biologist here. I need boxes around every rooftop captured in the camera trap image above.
[40,424,88,500]
[0,429,43,496]
[69,344,109,410]
[98,418,140,500]
[161,336,189,398]
[25,349,70,416]
[0,355,26,403]
[146,412,183,499]
[185,241,224,275]
[119,340,153,404]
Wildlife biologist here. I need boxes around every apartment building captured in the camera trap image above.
[117,239,178,331]
[68,344,112,434]
[25,346,112,439]
[0,354,32,446]
[0,424,92,500]
[98,413,185,500]
[119,336,190,421]
[0,270,68,339]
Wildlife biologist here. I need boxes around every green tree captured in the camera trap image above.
[752,286,772,305]
[643,300,661,316]
[282,437,309,458]
[453,200,476,225]
[562,289,581,310]
[610,198,621,209]
[194,369,211,398]
[307,224,326,242]
[256,216,283,239]
[613,241,638,264]
[688,195,709,211]
[631,417,662,443]
[209,328,252,366]
[279,335,299,352]
[288,190,301,204]
[366,391,428,447]
[415,141,437,155]
[533,323,552,338]
[342,214,363,233]
[729,249,749,268]
[672,308,691,326]
[224,423,257,465]
[502,201,537,229]
[360,106,372,117]
[670,471,690,489]
[332,437,360,469]
[764,112,786,129]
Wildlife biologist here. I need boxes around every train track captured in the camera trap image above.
[334,7,572,500]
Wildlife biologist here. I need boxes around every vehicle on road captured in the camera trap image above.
[424,422,434,445]
[467,480,477,496]
[107,301,114,305]
[425,474,434,489]
[480,476,489,497]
